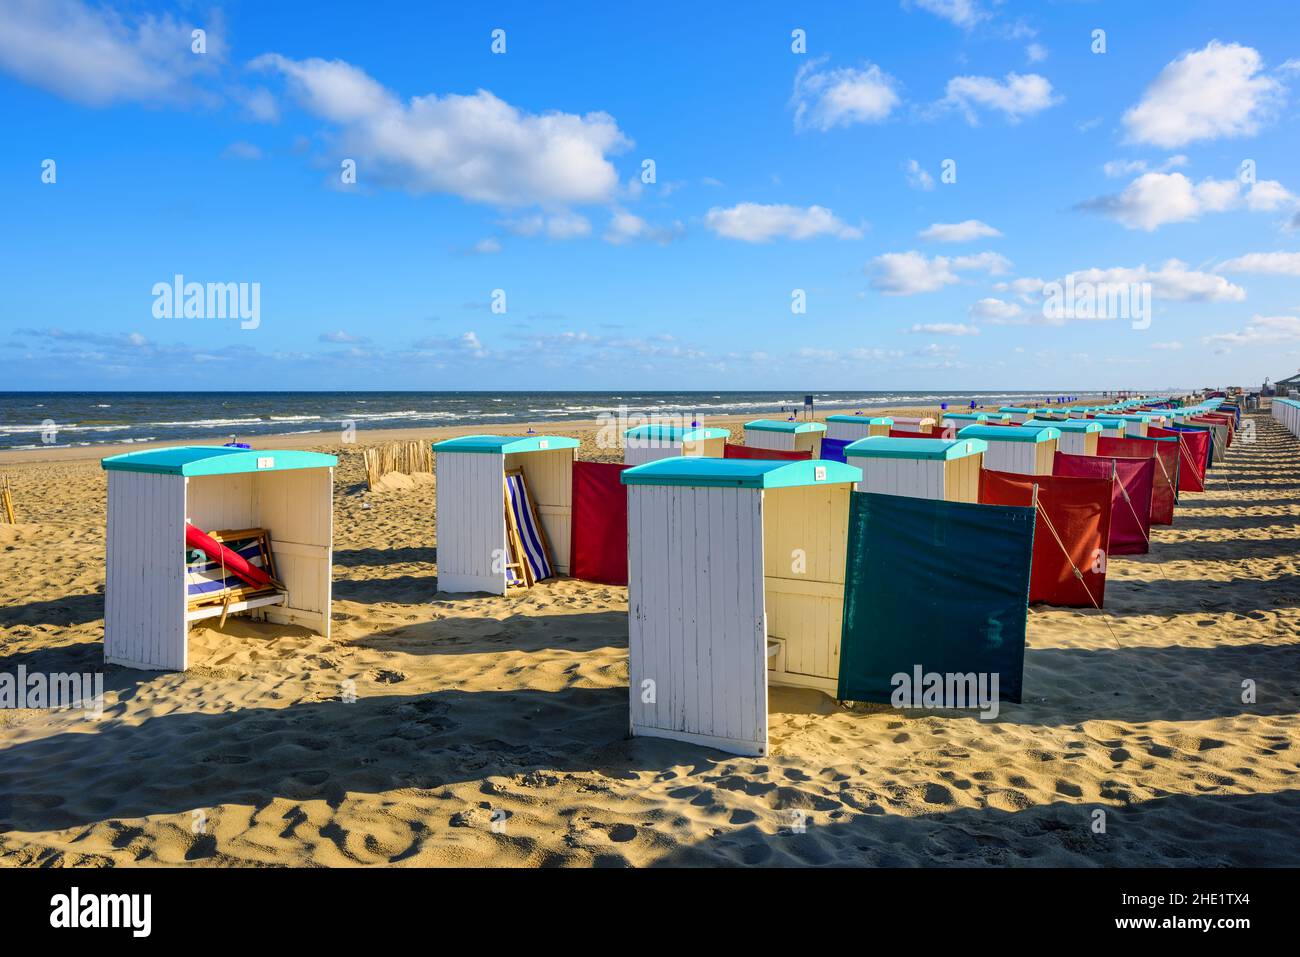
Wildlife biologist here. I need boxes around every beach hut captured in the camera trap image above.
[844,435,986,502]
[432,434,579,594]
[743,419,826,457]
[622,424,729,466]
[101,446,337,671]
[823,414,892,442]
[1091,415,1129,439]
[1024,418,1101,456]
[939,411,987,430]
[622,456,861,755]
[999,406,1035,423]
[1274,398,1300,437]
[890,416,936,434]
[1115,415,1151,437]
[957,424,1059,475]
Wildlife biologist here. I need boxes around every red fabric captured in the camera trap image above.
[1097,436,1177,525]
[1196,413,1235,446]
[723,443,810,460]
[185,522,273,589]
[887,428,946,439]
[979,470,1113,607]
[570,461,629,586]
[1053,451,1154,555]
[1149,426,1206,493]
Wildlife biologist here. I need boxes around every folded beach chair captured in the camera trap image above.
[504,469,553,584]
[184,527,286,622]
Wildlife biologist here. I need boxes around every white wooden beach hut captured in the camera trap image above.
[1115,415,1151,438]
[622,457,862,756]
[622,424,729,466]
[1024,418,1101,456]
[432,434,579,595]
[1274,398,1300,436]
[890,416,936,434]
[957,424,1059,475]
[844,435,986,502]
[823,414,892,442]
[743,419,826,456]
[998,406,1035,423]
[1091,416,1129,438]
[940,411,987,430]
[100,446,337,671]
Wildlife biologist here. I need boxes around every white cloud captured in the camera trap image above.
[909,0,986,28]
[969,297,1023,321]
[704,203,861,242]
[320,330,366,344]
[993,277,1048,303]
[869,250,1010,295]
[0,0,224,107]
[942,72,1058,123]
[792,58,900,131]
[604,209,683,245]
[1217,251,1300,275]
[503,212,592,240]
[472,238,501,255]
[1123,41,1284,148]
[1205,314,1300,349]
[908,322,980,336]
[1102,154,1187,178]
[1079,171,1296,230]
[1150,341,1183,351]
[919,219,1002,242]
[904,159,935,191]
[1026,43,1048,64]
[252,54,630,207]
[1064,260,1246,303]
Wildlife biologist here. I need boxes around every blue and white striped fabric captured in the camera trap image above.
[185,536,268,598]
[505,472,553,582]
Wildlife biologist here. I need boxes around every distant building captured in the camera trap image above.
[1275,371,1300,396]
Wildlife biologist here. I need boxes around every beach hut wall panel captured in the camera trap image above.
[1275,398,1300,436]
[622,457,861,755]
[957,425,1059,475]
[743,420,826,456]
[1092,417,1129,438]
[823,415,892,442]
[761,482,851,694]
[999,407,1034,423]
[101,447,338,671]
[845,436,987,503]
[1025,419,1101,456]
[432,435,579,594]
[890,416,935,434]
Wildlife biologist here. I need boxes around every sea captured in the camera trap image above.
[0,390,1120,451]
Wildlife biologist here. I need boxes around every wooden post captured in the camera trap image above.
[1,477,15,524]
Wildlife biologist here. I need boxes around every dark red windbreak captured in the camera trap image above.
[1149,425,1206,493]
[1053,451,1154,555]
[1191,413,1234,446]
[978,469,1113,607]
[723,444,810,460]
[886,427,953,439]
[1097,436,1177,525]
[570,461,628,586]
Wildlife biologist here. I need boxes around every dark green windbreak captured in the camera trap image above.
[837,491,1034,704]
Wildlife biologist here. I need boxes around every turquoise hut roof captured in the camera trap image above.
[959,424,1059,443]
[825,414,892,425]
[101,446,338,476]
[844,436,987,461]
[1023,419,1102,434]
[432,434,580,454]
[621,457,860,489]
[623,425,729,443]
[745,419,827,434]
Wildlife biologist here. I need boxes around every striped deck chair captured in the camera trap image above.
[185,530,277,606]
[504,470,553,583]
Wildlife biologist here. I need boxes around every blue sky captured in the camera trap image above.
[2,0,1298,391]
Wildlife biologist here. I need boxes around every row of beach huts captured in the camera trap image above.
[97,392,1256,756]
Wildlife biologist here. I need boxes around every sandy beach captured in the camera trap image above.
[1,407,1297,867]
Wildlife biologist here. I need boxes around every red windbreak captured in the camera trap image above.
[1097,436,1178,525]
[723,444,811,460]
[570,461,629,586]
[1053,452,1154,555]
[978,469,1113,607]
[1149,425,1207,493]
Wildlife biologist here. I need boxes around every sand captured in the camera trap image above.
[1,408,1297,867]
